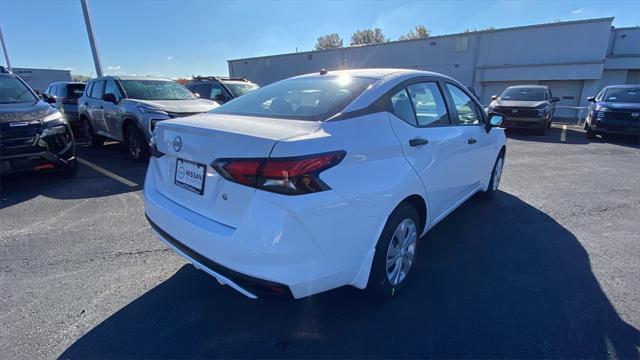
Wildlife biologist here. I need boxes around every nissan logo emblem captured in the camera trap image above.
[173,136,183,152]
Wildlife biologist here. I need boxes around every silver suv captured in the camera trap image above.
[78,76,218,161]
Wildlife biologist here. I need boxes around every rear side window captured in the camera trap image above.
[65,84,85,98]
[90,80,105,99]
[447,84,481,125]
[192,83,211,99]
[211,76,377,121]
[85,82,94,97]
[407,82,449,126]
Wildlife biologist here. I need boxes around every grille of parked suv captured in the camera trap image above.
[0,122,42,156]
[599,110,640,121]
[167,112,201,118]
[494,107,539,118]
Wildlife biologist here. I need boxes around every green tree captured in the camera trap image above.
[350,28,388,46]
[315,33,344,50]
[399,25,430,40]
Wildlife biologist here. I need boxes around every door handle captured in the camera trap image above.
[99,105,104,109]
[467,138,477,144]
[409,138,429,147]
[84,102,88,106]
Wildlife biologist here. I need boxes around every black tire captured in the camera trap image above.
[125,124,150,162]
[81,117,104,148]
[585,124,596,139]
[536,124,547,136]
[482,150,505,199]
[366,203,420,299]
[546,118,552,128]
[60,158,78,176]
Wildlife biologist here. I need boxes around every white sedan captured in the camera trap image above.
[144,69,506,299]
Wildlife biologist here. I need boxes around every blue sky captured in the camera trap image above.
[1,0,639,78]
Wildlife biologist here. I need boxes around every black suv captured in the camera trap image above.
[0,67,76,175]
[488,85,559,135]
[42,82,85,127]
[185,76,259,104]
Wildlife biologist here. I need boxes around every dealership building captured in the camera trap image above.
[228,18,640,119]
[12,68,72,93]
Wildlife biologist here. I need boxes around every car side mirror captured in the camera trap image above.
[552,97,560,103]
[43,94,57,104]
[491,95,498,101]
[102,93,118,104]
[214,94,227,103]
[193,92,200,98]
[486,113,504,132]
[587,96,596,102]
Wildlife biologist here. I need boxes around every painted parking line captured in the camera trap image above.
[77,157,138,187]
[561,125,567,142]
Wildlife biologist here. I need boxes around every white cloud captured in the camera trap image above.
[167,56,174,61]
[571,8,584,14]
[107,65,122,71]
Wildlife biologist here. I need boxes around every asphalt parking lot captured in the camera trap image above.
[1,124,639,359]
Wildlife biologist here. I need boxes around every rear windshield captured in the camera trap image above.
[65,84,85,98]
[0,76,38,104]
[501,88,546,101]
[603,88,640,103]
[224,81,259,97]
[120,80,196,100]
[211,76,376,121]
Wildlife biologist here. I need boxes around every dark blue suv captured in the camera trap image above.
[584,85,640,139]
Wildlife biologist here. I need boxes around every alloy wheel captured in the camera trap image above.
[385,218,417,286]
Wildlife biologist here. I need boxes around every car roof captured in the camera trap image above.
[50,81,85,85]
[91,75,171,81]
[291,68,439,81]
[505,85,548,89]
[603,84,640,89]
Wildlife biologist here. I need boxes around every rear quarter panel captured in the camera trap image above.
[269,112,429,249]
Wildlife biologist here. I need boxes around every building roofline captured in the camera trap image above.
[227,17,616,63]
[612,26,640,31]
[13,67,72,73]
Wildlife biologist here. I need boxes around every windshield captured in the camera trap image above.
[0,76,38,104]
[603,88,640,103]
[212,76,376,121]
[225,82,259,97]
[66,84,85,99]
[120,80,196,100]
[501,88,546,101]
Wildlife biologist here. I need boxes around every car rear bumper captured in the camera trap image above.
[143,161,378,299]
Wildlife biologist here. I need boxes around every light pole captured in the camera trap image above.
[0,24,11,71]
[80,0,103,77]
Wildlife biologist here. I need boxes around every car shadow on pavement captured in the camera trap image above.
[59,192,639,359]
[506,126,640,148]
[0,143,146,209]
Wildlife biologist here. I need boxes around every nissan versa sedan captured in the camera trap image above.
[488,85,559,135]
[144,69,506,299]
[1,68,76,175]
[584,85,640,139]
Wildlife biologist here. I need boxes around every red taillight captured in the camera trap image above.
[212,151,346,195]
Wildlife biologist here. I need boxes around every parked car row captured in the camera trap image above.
[488,84,639,138]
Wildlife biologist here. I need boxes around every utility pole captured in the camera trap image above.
[0,24,11,71]
[80,0,103,77]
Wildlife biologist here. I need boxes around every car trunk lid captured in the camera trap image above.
[152,113,321,228]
